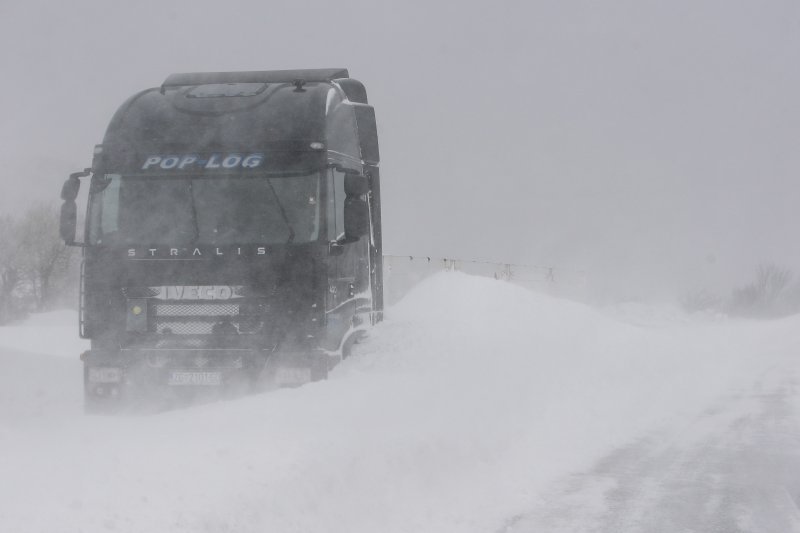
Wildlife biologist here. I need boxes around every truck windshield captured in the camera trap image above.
[87,173,320,246]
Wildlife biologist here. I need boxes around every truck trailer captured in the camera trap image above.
[59,68,383,411]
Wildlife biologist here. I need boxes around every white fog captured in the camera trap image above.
[1,1,799,532]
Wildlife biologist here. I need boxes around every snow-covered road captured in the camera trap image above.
[507,364,800,532]
[1,273,799,532]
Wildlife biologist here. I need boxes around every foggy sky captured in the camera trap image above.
[1,0,798,300]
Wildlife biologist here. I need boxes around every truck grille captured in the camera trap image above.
[151,302,264,335]
[154,303,239,317]
[156,321,217,335]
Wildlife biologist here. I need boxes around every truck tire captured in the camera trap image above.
[310,352,330,382]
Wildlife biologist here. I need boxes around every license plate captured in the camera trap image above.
[274,367,312,386]
[168,371,222,386]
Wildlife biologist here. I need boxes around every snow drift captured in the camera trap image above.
[0,272,796,533]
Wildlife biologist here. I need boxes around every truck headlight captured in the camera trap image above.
[126,298,148,332]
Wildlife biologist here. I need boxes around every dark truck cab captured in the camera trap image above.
[59,69,383,410]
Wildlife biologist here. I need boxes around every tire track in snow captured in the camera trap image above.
[503,369,800,533]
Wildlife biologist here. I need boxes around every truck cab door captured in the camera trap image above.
[325,169,357,350]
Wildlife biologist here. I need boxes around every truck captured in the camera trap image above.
[59,68,383,411]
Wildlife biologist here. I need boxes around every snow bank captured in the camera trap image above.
[0,273,795,533]
[0,311,86,423]
[0,310,88,358]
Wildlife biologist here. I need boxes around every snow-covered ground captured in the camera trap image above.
[0,272,798,532]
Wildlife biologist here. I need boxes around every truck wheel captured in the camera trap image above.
[342,331,365,360]
[84,394,111,415]
[83,387,124,415]
[310,352,329,382]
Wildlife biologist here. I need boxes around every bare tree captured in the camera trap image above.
[729,263,793,317]
[755,263,792,301]
[0,214,22,322]
[681,289,721,313]
[17,203,74,311]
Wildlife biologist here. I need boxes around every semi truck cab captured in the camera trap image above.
[59,69,383,411]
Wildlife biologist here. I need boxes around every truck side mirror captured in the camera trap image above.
[61,176,80,201]
[353,105,379,166]
[59,169,90,246]
[344,174,369,196]
[60,200,77,244]
[344,197,369,242]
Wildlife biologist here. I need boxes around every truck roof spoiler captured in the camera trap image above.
[161,69,350,92]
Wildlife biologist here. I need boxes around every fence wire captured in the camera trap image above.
[382,255,588,305]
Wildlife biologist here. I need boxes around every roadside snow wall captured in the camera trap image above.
[0,272,794,533]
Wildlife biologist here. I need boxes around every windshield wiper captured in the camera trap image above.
[266,178,295,244]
